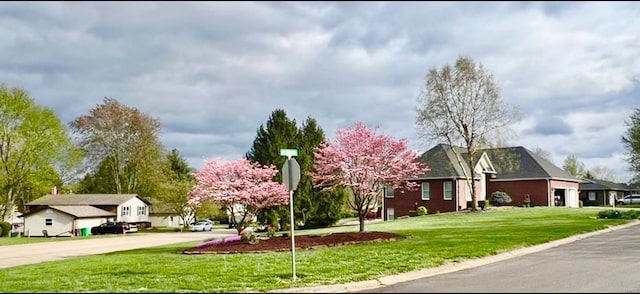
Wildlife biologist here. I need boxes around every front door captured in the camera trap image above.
[386,208,395,220]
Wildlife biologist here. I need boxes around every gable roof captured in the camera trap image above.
[580,179,632,191]
[417,144,581,182]
[21,205,115,218]
[416,144,473,179]
[482,147,581,182]
[26,194,152,206]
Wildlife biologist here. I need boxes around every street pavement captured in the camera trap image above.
[0,229,237,269]
[280,220,640,293]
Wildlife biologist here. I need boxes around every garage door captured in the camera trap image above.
[567,189,578,207]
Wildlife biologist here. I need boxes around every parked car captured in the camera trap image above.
[617,194,640,205]
[90,222,130,235]
[126,223,138,233]
[190,221,213,232]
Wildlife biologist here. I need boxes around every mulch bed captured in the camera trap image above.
[183,231,404,254]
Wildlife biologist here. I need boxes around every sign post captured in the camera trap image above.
[280,148,300,281]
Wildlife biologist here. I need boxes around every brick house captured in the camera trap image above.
[383,144,582,220]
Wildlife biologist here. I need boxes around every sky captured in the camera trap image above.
[1,2,639,182]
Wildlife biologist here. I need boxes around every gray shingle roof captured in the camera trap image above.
[417,144,472,179]
[49,206,115,218]
[26,194,152,206]
[581,179,632,191]
[483,147,580,181]
[417,144,581,182]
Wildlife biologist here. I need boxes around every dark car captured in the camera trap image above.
[90,222,130,235]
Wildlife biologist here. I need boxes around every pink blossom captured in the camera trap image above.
[310,122,430,231]
[189,158,289,234]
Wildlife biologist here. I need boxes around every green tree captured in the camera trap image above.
[246,110,341,229]
[69,97,165,197]
[154,149,196,227]
[416,56,519,211]
[623,107,640,181]
[562,154,586,179]
[246,109,299,229]
[0,84,78,220]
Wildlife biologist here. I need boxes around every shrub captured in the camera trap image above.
[579,200,583,208]
[365,211,377,219]
[266,225,276,238]
[484,199,490,208]
[0,221,10,237]
[597,209,640,219]
[417,206,428,216]
[490,191,512,206]
[240,230,258,244]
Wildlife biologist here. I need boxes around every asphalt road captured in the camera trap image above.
[0,229,236,269]
[359,223,640,293]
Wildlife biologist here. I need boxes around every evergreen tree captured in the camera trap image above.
[245,109,300,229]
[246,110,344,229]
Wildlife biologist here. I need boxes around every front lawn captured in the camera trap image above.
[0,207,630,292]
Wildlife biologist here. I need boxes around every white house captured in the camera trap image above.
[24,194,152,237]
[22,206,114,237]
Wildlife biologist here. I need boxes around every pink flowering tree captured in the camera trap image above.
[311,122,430,232]
[189,158,289,234]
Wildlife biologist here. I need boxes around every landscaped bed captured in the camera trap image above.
[184,231,404,254]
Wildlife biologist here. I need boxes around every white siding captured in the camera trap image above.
[117,197,150,223]
[149,215,186,227]
[24,209,74,237]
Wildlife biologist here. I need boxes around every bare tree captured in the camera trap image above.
[586,165,619,182]
[562,154,586,179]
[416,56,519,211]
[70,98,164,195]
[531,147,554,164]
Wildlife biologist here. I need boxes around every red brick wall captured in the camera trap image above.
[487,179,550,206]
[385,179,459,219]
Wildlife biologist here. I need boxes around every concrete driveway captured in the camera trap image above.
[0,229,237,269]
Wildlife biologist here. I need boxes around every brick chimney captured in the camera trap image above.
[51,186,57,195]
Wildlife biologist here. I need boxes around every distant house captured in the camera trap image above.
[148,200,193,228]
[23,194,151,237]
[580,179,637,206]
[383,144,582,220]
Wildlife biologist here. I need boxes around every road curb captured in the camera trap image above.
[277,220,640,293]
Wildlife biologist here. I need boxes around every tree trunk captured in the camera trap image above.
[359,213,365,232]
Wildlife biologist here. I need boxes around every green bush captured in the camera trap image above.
[579,200,583,208]
[417,206,428,216]
[597,209,640,219]
[0,221,10,237]
[490,191,512,206]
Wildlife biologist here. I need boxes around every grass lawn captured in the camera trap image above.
[0,233,126,246]
[0,207,631,292]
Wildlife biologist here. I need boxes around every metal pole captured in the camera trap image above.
[287,157,297,281]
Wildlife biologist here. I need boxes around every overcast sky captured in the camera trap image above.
[1,2,638,181]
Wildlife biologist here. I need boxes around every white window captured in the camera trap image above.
[137,206,147,216]
[122,206,131,216]
[385,184,394,198]
[45,218,53,226]
[386,208,395,220]
[444,181,453,200]
[588,192,596,201]
[421,182,430,200]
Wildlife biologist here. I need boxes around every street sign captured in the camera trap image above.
[280,149,298,157]
[280,148,300,281]
[282,157,301,191]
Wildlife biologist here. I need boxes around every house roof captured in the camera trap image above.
[417,144,473,179]
[417,144,581,182]
[483,147,581,182]
[26,194,152,206]
[21,205,115,218]
[580,179,632,191]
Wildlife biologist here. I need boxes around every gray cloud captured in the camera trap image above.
[525,116,573,136]
[1,2,638,180]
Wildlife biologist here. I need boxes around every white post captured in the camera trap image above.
[289,187,296,281]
